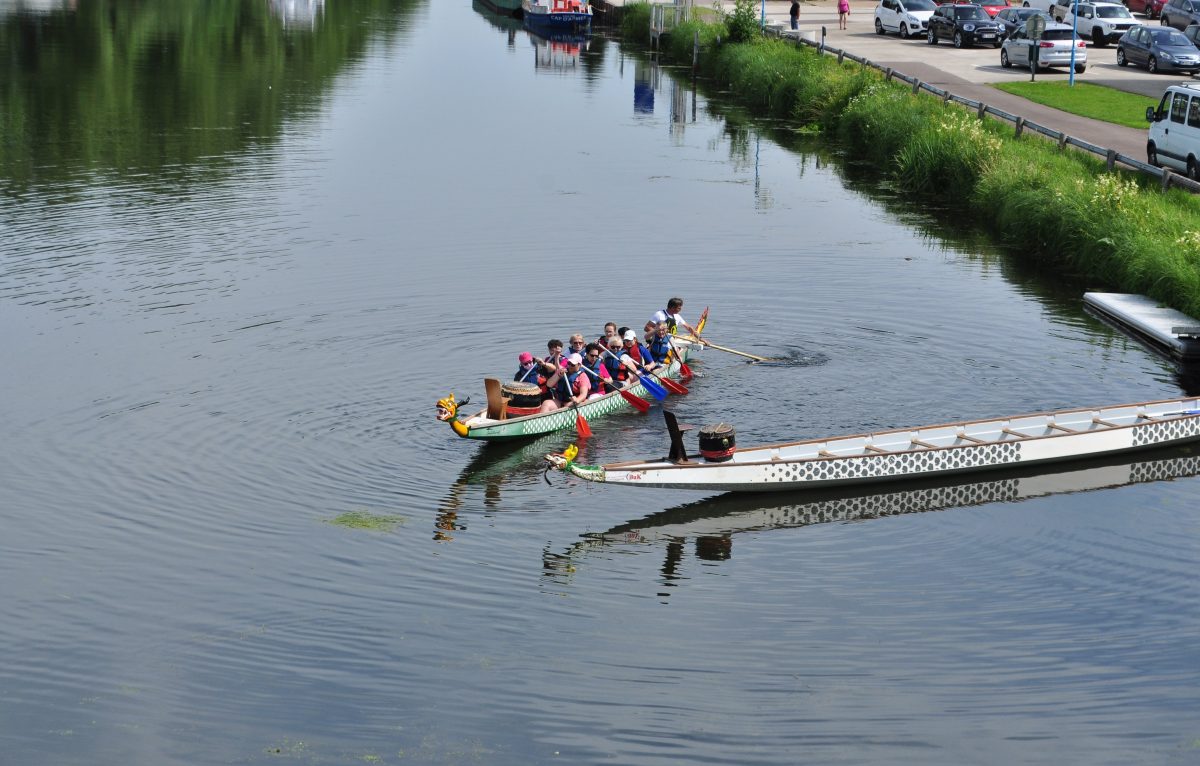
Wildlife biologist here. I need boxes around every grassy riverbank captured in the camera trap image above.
[621,3,1200,319]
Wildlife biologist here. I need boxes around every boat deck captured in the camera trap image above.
[1084,292,1200,362]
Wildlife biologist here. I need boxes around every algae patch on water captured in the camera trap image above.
[326,511,407,532]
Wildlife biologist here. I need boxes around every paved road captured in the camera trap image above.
[768,0,1191,158]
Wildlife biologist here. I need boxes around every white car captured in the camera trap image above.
[1020,0,1058,12]
[874,0,938,37]
[1050,0,1141,45]
[1146,81,1200,179]
[1000,21,1088,72]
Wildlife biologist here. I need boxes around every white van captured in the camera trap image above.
[1146,81,1200,179]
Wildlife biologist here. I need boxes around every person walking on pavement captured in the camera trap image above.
[789,0,800,30]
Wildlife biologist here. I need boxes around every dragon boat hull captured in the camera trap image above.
[549,397,1200,492]
[439,344,698,442]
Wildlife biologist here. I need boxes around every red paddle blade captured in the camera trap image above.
[660,377,688,395]
[618,388,651,413]
[575,411,593,438]
[679,361,693,379]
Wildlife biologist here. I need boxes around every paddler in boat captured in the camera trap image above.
[582,343,612,396]
[620,328,659,372]
[648,321,675,366]
[596,321,618,348]
[542,338,565,371]
[514,351,540,383]
[602,336,633,388]
[560,352,592,407]
[566,333,587,360]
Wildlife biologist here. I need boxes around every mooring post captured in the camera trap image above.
[1106,149,1117,171]
[1058,133,1068,151]
[693,29,699,71]
[1163,168,1173,192]
[820,26,826,54]
[912,79,921,95]
[977,102,987,120]
[1015,116,1025,138]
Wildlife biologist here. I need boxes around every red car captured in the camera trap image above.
[1125,0,1166,18]
[953,0,1010,17]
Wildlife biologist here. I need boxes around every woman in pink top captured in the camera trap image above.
[838,0,849,29]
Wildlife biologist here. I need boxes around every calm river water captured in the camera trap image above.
[2,1,1199,764]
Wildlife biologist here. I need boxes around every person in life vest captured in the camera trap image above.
[621,328,659,372]
[648,321,675,365]
[558,353,591,407]
[514,351,540,383]
[596,321,618,348]
[581,343,613,396]
[602,336,633,388]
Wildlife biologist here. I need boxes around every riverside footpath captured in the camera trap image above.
[608,0,1164,160]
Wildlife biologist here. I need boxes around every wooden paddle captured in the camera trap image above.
[681,335,773,363]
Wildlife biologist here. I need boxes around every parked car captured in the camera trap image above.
[996,6,1053,34]
[875,0,938,37]
[1160,0,1200,29]
[1051,1,1142,45]
[1001,20,1089,69]
[1146,81,1200,178]
[927,3,1005,45]
[1117,25,1200,70]
[955,0,1011,16]
[1020,0,1058,12]
[1185,21,1200,44]
[1125,0,1166,19]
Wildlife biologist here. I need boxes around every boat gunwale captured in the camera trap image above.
[460,352,692,436]
[600,397,1200,471]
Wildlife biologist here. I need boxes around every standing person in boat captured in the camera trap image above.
[648,321,676,366]
[621,329,659,372]
[644,297,702,343]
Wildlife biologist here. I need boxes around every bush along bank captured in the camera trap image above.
[622,2,1200,320]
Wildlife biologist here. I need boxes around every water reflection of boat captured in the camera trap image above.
[527,27,590,69]
[435,432,577,541]
[476,0,524,18]
[522,0,592,34]
[267,0,325,29]
[0,0,76,14]
[545,446,1200,571]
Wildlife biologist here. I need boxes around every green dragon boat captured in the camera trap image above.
[436,341,700,442]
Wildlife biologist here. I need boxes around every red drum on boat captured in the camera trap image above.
[699,423,736,462]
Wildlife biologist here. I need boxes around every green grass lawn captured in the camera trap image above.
[992,81,1157,128]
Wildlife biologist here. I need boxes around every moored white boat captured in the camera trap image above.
[546,397,1200,492]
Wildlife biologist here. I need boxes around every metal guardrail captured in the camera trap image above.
[650,3,689,48]
[767,29,1200,193]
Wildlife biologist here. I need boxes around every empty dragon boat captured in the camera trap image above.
[436,342,699,442]
[545,397,1200,492]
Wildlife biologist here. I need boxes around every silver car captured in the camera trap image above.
[1000,21,1088,72]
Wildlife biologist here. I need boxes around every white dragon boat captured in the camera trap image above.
[545,397,1200,492]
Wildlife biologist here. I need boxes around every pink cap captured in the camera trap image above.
[567,353,583,365]
[518,351,534,364]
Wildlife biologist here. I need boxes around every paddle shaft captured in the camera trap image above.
[597,345,668,400]
[682,336,770,362]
